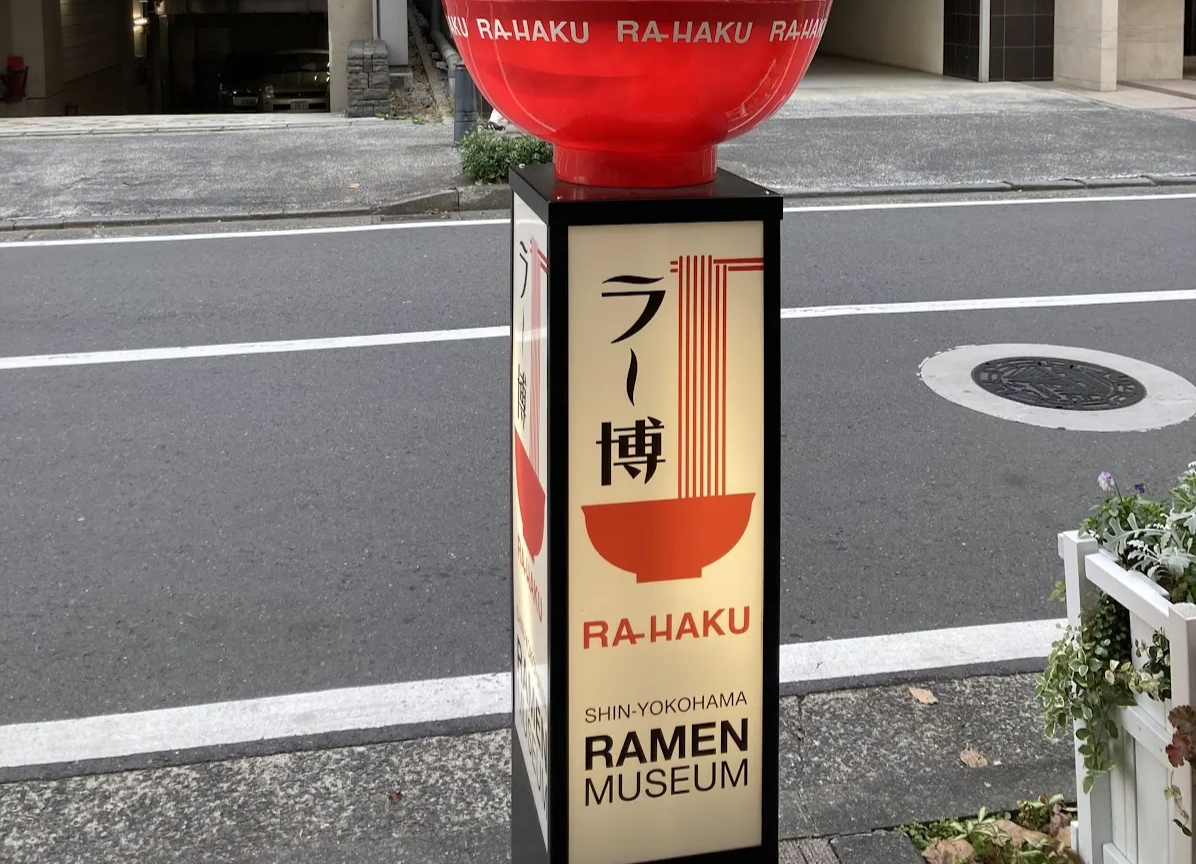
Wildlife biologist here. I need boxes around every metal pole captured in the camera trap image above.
[453,63,478,145]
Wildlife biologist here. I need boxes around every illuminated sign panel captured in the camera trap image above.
[508,166,780,864]
[567,222,766,864]
[513,195,551,846]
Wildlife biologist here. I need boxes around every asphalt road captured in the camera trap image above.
[2,193,1195,727]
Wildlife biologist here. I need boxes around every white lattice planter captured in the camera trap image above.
[1060,530,1196,864]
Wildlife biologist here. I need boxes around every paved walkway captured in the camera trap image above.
[2,60,1196,226]
[0,673,1070,864]
[0,113,381,138]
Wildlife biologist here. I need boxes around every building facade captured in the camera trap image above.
[0,0,383,118]
[816,0,1193,87]
[2,0,1192,119]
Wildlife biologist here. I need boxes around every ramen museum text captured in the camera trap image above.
[446,17,827,44]
[584,719,750,806]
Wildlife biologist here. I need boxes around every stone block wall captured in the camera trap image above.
[346,40,391,118]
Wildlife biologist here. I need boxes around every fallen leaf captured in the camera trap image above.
[995,820,1051,847]
[387,789,404,803]
[959,748,988,769]
[922,837,974,864]
[909,686,938,705]
[1048,805,1072,837]
[349,182,361,189]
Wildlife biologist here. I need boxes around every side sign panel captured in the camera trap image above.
[513,193,550,846]
[567,220,766,864]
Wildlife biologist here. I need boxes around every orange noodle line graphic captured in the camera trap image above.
[720,263,727,494]
[706,255,714,497]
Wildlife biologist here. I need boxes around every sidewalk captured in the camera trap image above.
[0,673,1072,864]
[2,76,1196,229]
[0,120,464,228]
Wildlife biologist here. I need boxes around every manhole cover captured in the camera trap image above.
[971,357,1147,411]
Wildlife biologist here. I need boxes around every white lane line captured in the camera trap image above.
[2,289,1194,371]
[781,190,1196,214]
[0,326,510,370]
[1,191,1193,249]
[780,288,1196,319]
[780,618,1063,684]
[0,217,506,248]
[0,618,1063,769]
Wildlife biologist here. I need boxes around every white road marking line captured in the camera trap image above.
[779,289,1196,319]
[781,190,1196,214]
[0,217,506,248]
[1,191,1193,249]
[0,326,510,370]
[779,618,1064,684]
[2,289,1194,371]
[0,618,1063,769]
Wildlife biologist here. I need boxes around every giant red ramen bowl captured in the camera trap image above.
[444,0,833,187]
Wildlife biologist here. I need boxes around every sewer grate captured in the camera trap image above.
[970,357,1147,411]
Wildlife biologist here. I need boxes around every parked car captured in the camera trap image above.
[259,49,330,112]
[217,53,267,111]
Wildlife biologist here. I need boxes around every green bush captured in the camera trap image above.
[459,129,552,185]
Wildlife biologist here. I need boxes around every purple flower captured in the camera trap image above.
[1098,471,1115,492]
[1134,483,1147,495]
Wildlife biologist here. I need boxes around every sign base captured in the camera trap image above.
[509,164,782,864]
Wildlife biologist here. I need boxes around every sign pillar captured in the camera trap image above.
[511,164,782,864]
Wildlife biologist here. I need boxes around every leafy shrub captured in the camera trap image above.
[459,129,552,185]
[508,134,553,168]
[1037,462,1196,835]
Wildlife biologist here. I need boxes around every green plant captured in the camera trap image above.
[1133,632,1171,701]
[1037,594,1135,792]
[901,799,1076,863]
[508,133,553,167]
[458,129,552,185]
[1016,794,1075,836]
[1080,467,1196,602]
[1167,705,1196,836]
[1038,462,1196,835]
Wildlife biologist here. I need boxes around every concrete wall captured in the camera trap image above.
[819,0,946,74]
[58,0,135,113]
[1,0,135,117]
[60,0,121,84]
[1055,0,1118,89]
[3,0,64,116]
[60,64,131,112]
[0,0,11,61]
[327,0,372,113]
[1118,0,1185,79]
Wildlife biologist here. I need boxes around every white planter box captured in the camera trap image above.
[1059,531,1196,864]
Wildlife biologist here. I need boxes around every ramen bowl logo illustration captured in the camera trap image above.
[583,255,762,583]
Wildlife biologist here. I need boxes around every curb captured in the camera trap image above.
[4,174,1195,233]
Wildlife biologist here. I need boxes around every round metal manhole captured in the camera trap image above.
[919,344,1196,432]
[970,357,1147,411]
